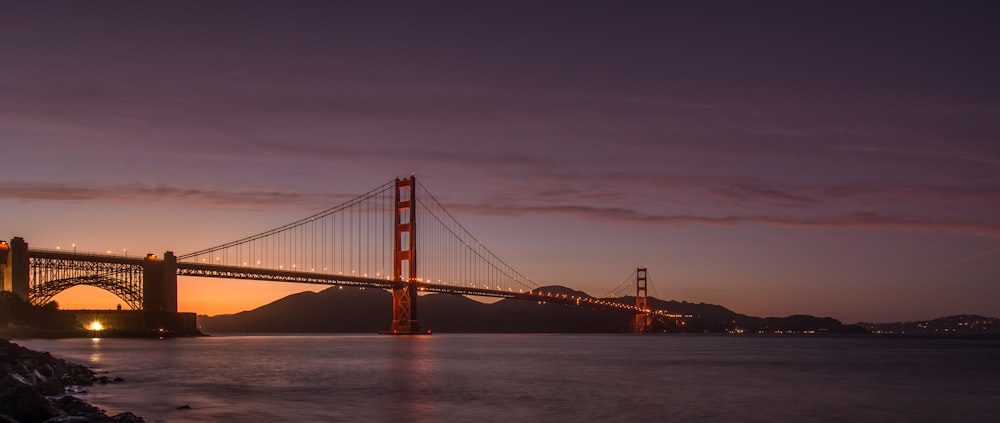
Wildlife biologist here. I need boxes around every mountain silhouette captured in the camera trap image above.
[198,285,865,334]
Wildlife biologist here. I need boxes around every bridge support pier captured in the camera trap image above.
[1,237,30,300]
[387,176,422,334]
[142,251,178,313]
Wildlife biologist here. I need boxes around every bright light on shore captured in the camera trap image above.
[88,321,104,331]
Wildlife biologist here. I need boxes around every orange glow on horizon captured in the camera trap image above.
[48,278,515,316]
[50,279,327,316]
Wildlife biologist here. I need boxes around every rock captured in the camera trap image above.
[35,369,66,396]
[110,412,145,423]
[1,339,144,423]
[43,416,105,423]
[65,386,88,394]
[1,338,95,389]
[54,395,104,415]
[0,384,60,423]
[1,372,33,391]
[38,364,55,379]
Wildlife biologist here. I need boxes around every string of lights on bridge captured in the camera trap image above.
[173,179,539,294]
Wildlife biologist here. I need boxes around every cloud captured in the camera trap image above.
[5,168,1000,240]
[0,182,357,210]
[709,182,816,209]
[933,247,1000,271]
[451,203,1000,239]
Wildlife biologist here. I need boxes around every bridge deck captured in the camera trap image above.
[26,250,672,316]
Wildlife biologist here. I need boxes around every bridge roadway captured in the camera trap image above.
[176,261,647,313]
[28,249,651,315]
[30,249,149,267]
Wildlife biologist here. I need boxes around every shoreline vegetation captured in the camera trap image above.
[0,337,143,423]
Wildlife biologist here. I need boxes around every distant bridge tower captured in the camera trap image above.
[390,176,421,334]
[635,267,649,333]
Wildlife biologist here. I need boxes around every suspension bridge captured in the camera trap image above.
[1,176,673,334]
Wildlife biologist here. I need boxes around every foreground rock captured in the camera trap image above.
[0,338,143,423]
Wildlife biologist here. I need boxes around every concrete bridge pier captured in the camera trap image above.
[142,251,178,313]
[1,237,29,300]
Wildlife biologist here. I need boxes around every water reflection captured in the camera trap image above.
[89,337,102,364]
[386,336,435,422]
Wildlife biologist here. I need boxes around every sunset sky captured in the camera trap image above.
[2,2,999,323]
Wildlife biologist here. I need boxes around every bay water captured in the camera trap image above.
[16,334,1000,422]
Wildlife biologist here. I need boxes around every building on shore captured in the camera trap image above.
[70,310,199,337]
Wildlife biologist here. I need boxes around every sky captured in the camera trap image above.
[2,1,999,323]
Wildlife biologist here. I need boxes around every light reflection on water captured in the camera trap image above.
[16,335,1000,423]
[88,337,102,364]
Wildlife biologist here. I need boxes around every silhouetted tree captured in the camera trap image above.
[0,292,78,330]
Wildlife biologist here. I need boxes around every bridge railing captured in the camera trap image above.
[29,249,150,266]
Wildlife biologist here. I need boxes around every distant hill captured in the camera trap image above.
[198,285,866,334]
[859,315,1000,335]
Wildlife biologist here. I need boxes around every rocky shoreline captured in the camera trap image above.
[0,338,143,423]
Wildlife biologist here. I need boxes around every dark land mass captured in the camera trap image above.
[0,337,144,423]
[198,285,867,334]
[0,293,83,338]
[860,315,1000,335]
[1,292,202,339]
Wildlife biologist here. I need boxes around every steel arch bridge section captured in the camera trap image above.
[28,256,144,310]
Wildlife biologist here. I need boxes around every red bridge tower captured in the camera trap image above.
[389,176,421,334]
[635,267,649,333]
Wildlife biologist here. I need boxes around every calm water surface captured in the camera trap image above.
[17,335,1000,422]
